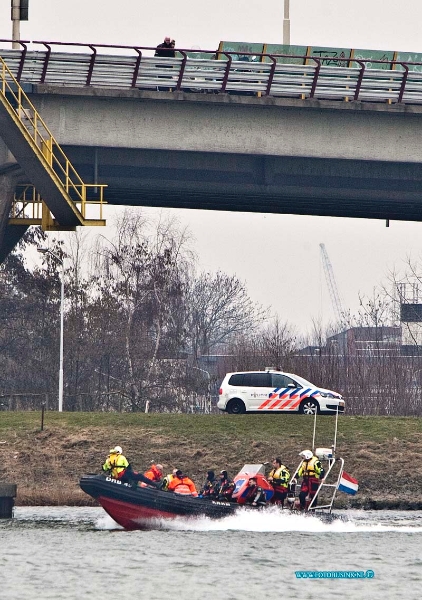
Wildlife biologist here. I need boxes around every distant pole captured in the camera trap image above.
[58,261,64,413]
[11,0,28,49]
[333,406,339,455]
[37,248,65,412]
[11,0,21,49]
[283,0,291,46]
[312,407,317,451]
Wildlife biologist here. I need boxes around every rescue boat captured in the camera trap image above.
[80,410,352,529]
[79,457,343,530]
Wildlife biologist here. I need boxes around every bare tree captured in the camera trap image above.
[92,209,193,411]
[187,271,267,359]
[260,315,296,369]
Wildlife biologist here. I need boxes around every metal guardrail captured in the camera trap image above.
[1,40,422,104]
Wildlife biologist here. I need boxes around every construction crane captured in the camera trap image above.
[319,243,346,326]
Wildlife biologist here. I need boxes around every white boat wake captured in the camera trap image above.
[133,506,422,533]
[94,506,422,533]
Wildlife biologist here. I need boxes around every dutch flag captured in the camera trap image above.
[338,472,359,495]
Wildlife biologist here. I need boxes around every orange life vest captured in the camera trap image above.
[168,476,198,497]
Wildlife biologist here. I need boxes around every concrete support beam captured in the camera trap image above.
[65,146,422,222]
[0,163,27,263]
[0,163,20,241]
[0,137,15,165]
[33,88,422,164]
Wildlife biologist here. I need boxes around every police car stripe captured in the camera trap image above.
[258,388,320,410]
[268,397,283,409]
[288,397,303,410]
[258,397,275,409]
[262,389,301,411]
[268,399,283,409]
[258,388,289,409]
[278,396,296,409]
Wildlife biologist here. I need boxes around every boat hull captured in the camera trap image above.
[80,475,237,530]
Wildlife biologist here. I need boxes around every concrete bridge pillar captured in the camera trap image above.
[0,165,20,241]
[0,137,12,164]
[0,137,19,222]
[0,141,27,262]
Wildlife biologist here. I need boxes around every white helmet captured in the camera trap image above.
[110,445,122,454]
[299,450,313,460]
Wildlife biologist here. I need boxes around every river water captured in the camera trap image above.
[1,507,421,600]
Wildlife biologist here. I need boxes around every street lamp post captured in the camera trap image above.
[38,248,64,412]
[11,0,29,50]
[283,0,291,46]
[11,0,21,50]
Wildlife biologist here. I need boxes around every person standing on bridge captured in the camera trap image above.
[154,37,176,91]
[155,36,176,58]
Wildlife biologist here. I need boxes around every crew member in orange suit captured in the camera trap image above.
[168,469,198,497]
[143,463,163,484]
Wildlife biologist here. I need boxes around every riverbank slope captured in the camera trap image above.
[0,412,421,508]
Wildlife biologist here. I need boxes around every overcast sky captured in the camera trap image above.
[2,1,422,335]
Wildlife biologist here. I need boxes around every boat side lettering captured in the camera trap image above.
[105,477,131,487]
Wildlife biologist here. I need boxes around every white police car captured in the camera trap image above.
[217,369,344,415]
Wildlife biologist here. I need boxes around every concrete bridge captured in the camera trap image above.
[27,85,422,221]
[3,44,422,258]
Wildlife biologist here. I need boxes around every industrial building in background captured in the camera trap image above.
[315,244,422,357]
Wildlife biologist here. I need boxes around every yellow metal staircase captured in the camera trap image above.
[0,56,106,230]
[10,183,106,231]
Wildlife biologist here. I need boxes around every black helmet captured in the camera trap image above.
[207,470,215,480]
[220,470,228,478]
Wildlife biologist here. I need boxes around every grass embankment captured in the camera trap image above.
[0,412,421,509]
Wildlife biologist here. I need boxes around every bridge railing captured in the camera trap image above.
[1,40,422,105]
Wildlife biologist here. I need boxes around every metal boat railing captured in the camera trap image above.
[1,40,422,104]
